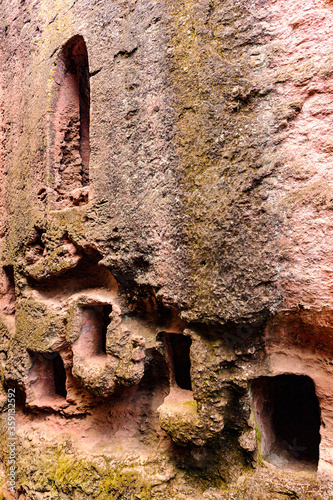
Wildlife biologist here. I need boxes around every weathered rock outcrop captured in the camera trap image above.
[0,0,333,498]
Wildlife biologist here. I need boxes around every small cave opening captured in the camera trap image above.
[1,265,16,315]
[169,333,192,391]
[252,375,321,468]
[53,352,67,398]
[28,351,67,402]
[78,303,112,357]
[14,386,27,411]
[100,304,113,354]
[52,35,90,207]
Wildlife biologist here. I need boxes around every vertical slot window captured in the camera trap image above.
[52,35,90,208]
[169,333,192,390]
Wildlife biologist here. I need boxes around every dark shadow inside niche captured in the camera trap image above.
[2,265,16,315]
[28,351,67,401]
[52,35,90,208]
[167,333,192,391]
[52,352,67,397]
[100,304,112,353]
[78,303,113,357]
[252,375,321,468]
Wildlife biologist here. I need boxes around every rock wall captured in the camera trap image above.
[0,0,333,498]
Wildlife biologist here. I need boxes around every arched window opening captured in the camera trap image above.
[252,375,321,470]
[52,35,90,208]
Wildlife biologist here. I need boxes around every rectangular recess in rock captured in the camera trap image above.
[161,333,192,391]
[0,265,16,315]
[51,35,90,208]
[251,374,321,469]
[28,351,67,403]
[78,304,113,357]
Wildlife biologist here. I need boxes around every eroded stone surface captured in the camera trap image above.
[0,0,333,498]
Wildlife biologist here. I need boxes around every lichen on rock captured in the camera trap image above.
[0,0,333,498]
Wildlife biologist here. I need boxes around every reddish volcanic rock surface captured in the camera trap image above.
[0,0,333,498]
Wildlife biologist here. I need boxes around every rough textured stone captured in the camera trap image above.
[0,0,333,498]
